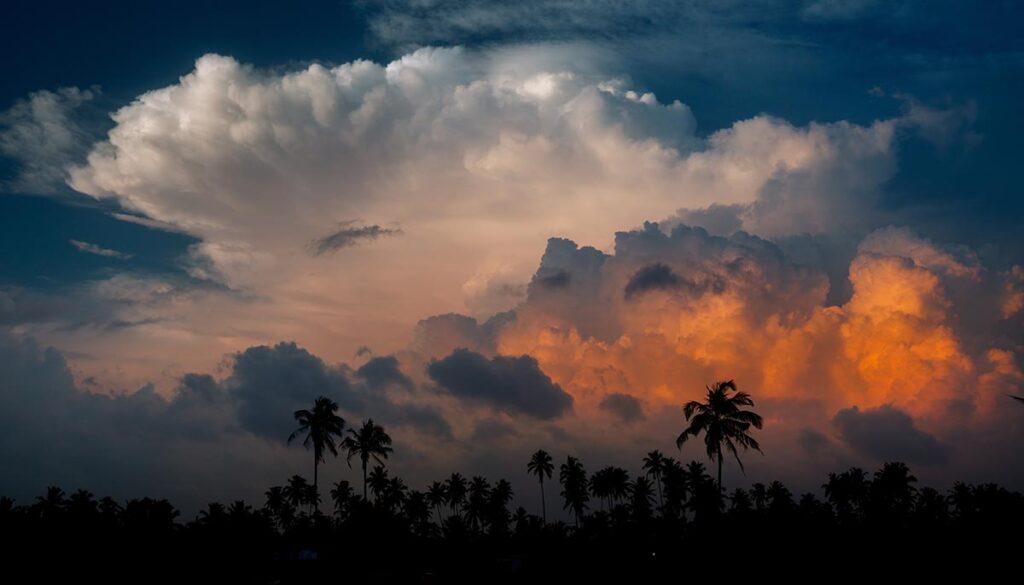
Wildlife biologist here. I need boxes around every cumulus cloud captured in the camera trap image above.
[598,392,645,423]
[69,239,133,260]
[47,47,978,397]
[0,87,99,194]
[427,348,573,419]
[834,405,951,466]
[478,220,1023,485]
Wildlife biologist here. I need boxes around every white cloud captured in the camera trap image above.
[51,48,973,390]
[0,87,98,194]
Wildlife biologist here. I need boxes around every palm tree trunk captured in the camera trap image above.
[656,473,663,511]
[362,461,368,500]
[540,478,547,524]
[717,454,723,494]
[313,457,319,514]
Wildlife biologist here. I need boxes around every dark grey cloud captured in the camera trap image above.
[624,263,681,299]
[798,427,832,456]
[833,405,951,466]
[356,355,415,392]
[598,392,645,423]
[309,223,401,255]
[427,348,573,419]
[226,342,448,439]
[623,261,725,300]
[535,269,571,289]
[225,342,356,438]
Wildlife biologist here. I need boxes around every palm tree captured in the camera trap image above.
[676,379,763,491]
[630,476,655,520]
[559,456,589,526]
[342,419,394,500]
[445,473,468,518]
[489,479,514,535]
[642,450,667,510]
[330,480,354,519]
[368,465,390,504]
[467,476,492,533]
[427,481,448,524]
[284,475,310,512]
[287,396,346,512]
[527,449,554,523]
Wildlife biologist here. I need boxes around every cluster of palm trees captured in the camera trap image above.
[285,380,765,525]
[287,396,393,510]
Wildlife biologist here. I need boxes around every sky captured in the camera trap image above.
[2,0,1023,516]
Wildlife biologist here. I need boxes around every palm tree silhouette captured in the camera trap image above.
[342,419,394,500]
[427,481,448,524]
[284,475,310,512]
[559,456,589,527]
[467,476,491,533]
[630,476,655,520]
[330,480,353,519]
[287,396,345,512]
[676,379,763,491]
[368,465,390,504]
[527,449,554,523]
[445,473,468,518]
[642,450,667,510]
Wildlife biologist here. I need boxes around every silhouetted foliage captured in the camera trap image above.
[676,380,763,491]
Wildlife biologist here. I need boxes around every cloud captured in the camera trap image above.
[0,87,98,194]
[797,427,832,456]
[598,392,645,423]
[69,239,133,260]
[309,223,402,256]
[356,355,415,391]
[0,329,457,510]
[226,342,447,439]
[427,348,573,419]
[833,405,951,466]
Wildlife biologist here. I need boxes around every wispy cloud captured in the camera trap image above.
[0,87,100,194]
[69,239,133,260]
[309,223,402,256]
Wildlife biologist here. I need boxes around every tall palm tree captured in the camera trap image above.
[559,456,589,527]
[676,380,763,491]
[368,465,390,504]
[445,473,468,518]
[284,475,310,512]
[287,396,346,512]
[527,449,554,523]
[342,419,394,499]
[642,450,666,510]
[427,481,448,524]
[330,480,354,519]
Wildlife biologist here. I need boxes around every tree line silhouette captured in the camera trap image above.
[2,381,1021,580]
